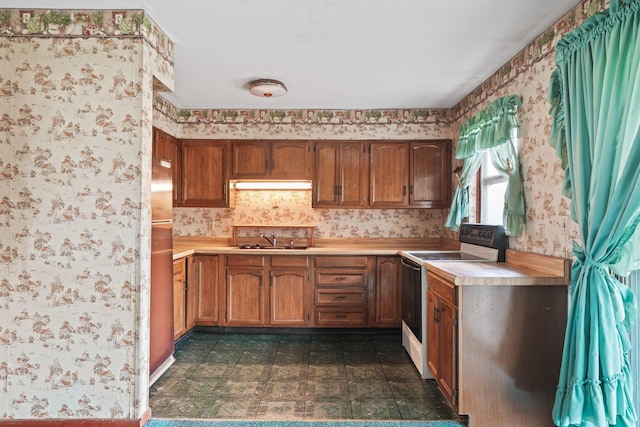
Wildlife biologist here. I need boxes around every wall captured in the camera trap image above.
[0,9,174,420]
[174,190,446,238]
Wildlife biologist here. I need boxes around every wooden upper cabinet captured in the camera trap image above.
[410,140,452,208]
[313,142,339,206]
[180,139,229,207]
[232,141,269,177]
[231,140,311,179]
[313,141,368,208]
[152,127,180,205]
[369,142,409,207]
[272,142,312,179]
[341,142,369,206]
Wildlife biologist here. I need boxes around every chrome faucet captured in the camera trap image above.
[260,234,277,247]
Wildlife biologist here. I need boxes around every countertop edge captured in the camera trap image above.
[172,243,571,286]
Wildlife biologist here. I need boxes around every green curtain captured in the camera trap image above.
[445,95,525,235]
[548,0,640,425]
[444,153,482,231]
[487,142,526,235]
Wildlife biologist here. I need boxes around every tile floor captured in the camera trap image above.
[150,331,458,421]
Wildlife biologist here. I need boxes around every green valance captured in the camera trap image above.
[455,94,523,160]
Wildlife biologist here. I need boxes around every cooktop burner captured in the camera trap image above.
[408,251,488,261]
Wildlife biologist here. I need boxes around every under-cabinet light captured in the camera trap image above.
[232,180,312,190]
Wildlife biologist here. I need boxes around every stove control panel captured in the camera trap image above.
[459,224,508,249]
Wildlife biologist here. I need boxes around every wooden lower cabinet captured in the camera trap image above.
[269,269,309,325]
[372,256,402,327]
[225,255,311,327]
[314,256,371,327]
[226,268,266,326]
[426,286,458,407]
[427,270,568,427]
[174,255,220,339]
[189,255,219,326]
[183,253,402,330]
[172,258,187,339]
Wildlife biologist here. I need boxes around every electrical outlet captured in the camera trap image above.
[537,224,546,240]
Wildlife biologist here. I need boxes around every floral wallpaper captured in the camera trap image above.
[174,190,447,239]
[0,10,173,420]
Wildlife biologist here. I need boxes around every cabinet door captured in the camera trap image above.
[313,142,368,208]
[271,141,311,179]
[438,300,458,406]
[370,142,409,207]
[172,258,187,339]
[426,290,440,379]
[152,127,181,204]
[270,269,309,326]
[226,269,266,325]
[313,142,340,206]
[181,139,228,207]
[373,256,402,326]
[341,142,369,207]
[231,141,270,178]
[190,255,219,325]
[410,140,451,208]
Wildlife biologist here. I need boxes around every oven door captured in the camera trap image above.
[401,256,422,343]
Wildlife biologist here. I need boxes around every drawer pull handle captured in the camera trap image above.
[334,295,347,299]
[334,277,346,281]
[335,314,347,318]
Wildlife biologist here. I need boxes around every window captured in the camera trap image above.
[480,154,508,225]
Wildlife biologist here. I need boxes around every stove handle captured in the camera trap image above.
[401,257,422,271]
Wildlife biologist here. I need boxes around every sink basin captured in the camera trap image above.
[238,245,309,250]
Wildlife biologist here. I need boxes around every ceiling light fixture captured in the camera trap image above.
[248,79,287,98]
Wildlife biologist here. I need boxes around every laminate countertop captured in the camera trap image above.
[172,238,570,286]
[423,260,568,286]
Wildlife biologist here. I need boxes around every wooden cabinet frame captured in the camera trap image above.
[231,140,312,180]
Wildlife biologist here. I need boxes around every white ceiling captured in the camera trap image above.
[2,0,581,110]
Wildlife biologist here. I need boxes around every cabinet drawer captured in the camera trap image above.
[315,256,369,268]
[315,289,367,306]
[427,272,457,305]
[315,308,368,326]
[226,255,266,268]
[315,270,368,287]
[270,256,308,268]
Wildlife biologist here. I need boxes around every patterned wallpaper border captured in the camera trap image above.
[153,98,452,125]
[10,1,608,126]
[0,9,174,65]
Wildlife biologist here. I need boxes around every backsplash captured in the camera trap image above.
[173,190,446,238]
